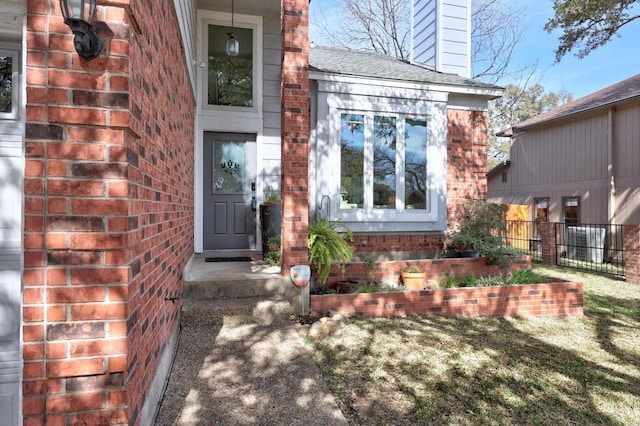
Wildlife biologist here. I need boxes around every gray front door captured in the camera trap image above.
[203,132,257,250]
[0,45,22,426]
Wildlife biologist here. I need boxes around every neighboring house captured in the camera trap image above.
[488,74,640,226]
[0,0,498,424]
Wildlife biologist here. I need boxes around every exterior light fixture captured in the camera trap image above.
[225,0,239,56]
[59,0,102,60]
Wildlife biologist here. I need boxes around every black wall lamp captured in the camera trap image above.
[60,0,102,60]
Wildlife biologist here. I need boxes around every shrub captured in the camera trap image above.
[308,217,354,285]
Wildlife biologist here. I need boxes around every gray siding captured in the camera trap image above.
[614,104,640,224]
[488,102,640,225]
[412,0,470,77]
[262,13,283,189]
[0,0,24,41]
[174,0,197,94]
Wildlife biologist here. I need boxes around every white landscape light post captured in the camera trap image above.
[290,265,311,316]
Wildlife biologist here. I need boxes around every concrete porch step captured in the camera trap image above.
[183,253,297,300]
[184,274,295,299]
[181,296,293,326]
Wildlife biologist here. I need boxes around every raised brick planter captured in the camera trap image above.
[310,281,584,318]
[325,255,532,286]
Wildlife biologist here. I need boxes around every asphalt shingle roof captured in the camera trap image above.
[309,45,501,91]
[513,73,640,131]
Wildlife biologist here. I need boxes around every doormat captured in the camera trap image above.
[204,256,252,263]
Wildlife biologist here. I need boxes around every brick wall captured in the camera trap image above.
[280,0,310,273]
[23,1,194,424]
[447,109,488,224]
[311,281,584,318]
[624,225,640,284]
[323,256,531,286]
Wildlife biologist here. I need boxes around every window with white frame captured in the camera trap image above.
[206,24,253,107]
[0,49,19,120]
[200,11,262,114]
[334,110,441,227]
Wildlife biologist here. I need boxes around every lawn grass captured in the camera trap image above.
[306,265,640,425]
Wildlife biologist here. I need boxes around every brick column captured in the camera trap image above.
[23,1,194,424]
[280,0,310,273]
[624,225,640,285]
[539,222,557,266]
[446,109,488,229]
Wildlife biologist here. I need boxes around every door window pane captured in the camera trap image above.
[0,55,12,113]
[405,119,427,210]
[534,198,549,237]
[373,115,396,209]
[563,197,580,225]
[207,25,253,107]
[340,113,365,208]
[213,140,246,193]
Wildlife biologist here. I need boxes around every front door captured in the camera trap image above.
[203,132,257,250]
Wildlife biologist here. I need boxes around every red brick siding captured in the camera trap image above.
[625,225,640,284]
[350,233,444,253]
[23,1,194,424]
[280,0,310,273]
[447,109,488,224]
[311,281,584,318]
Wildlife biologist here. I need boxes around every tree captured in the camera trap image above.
[311,0,531,83]
[487,83,574,168]
[545,0,640,61]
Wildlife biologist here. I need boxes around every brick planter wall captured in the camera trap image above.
[324,256,532,286]
[310,281,584,318]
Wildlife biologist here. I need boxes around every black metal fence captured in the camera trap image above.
[555,223,625,277]
[504,220,542,263]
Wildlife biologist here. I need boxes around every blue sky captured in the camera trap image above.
[309,0,640,99]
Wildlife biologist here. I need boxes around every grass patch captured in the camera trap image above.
[307,265,640,425]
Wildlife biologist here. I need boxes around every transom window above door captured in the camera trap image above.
[207,24,253,107]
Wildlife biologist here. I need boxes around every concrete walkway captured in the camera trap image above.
[154,253,348,425]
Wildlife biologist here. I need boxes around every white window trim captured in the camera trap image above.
[0,48,19,121]
[196,10,263,118]
[324,103,447,232]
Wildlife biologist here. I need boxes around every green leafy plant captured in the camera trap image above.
[447,200,516,270]
[439,274,458,289]
[507,269,548,285]
[263,185,280,203]
[264,235,281,266]
[402,265,421,273]
[363,255,377,282]
[308,217,354,285]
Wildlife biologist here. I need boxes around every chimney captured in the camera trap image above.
[411,0,471,78]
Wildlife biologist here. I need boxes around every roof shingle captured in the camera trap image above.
[513,73,640,131]
[309,45,501,90]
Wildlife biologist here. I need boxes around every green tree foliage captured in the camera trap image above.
[487,83,573,168]
[545,0,640,61]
